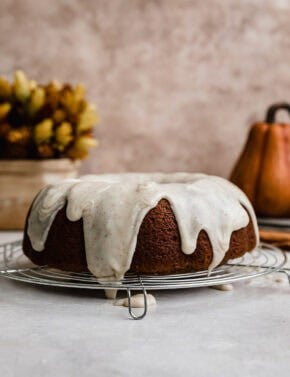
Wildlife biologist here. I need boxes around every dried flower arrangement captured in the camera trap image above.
[0,71,99,160]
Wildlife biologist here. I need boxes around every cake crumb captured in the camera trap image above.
[275,277,285,283]
[114,293,156,308]
[105,289,118,299]
[210,284,234,291]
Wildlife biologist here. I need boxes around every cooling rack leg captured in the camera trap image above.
[280,270,290,286]
[126,286,148,320]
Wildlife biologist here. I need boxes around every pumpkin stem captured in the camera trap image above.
[265,102,290,123]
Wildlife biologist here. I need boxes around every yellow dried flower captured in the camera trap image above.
[13,70,31,102]
[77,103,99,134]
[53,109,66,123]
[61,89,73,107]
[55,121,73,150]
[28,87,45,115]
[37,144,54,158]
[51,79,62,90]
[6,126,30,144]
[61,88,79,114]
[0,70,99,160]
[67,136,98,159]
[29,80,37,90]
[0,77,12,99]
[0,103,11,119]
[45,84,60,109]
[34,119,53,144]
[73,84,85,102]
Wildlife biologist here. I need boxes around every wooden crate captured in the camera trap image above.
[0,159,80,229]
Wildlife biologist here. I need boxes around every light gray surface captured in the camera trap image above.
[0,231,290,377]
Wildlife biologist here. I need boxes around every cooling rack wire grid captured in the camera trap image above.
[0,240,289,319]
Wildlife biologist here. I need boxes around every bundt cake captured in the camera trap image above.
[23,173,259,280]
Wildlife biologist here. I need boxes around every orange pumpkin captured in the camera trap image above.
[230,103,290,218]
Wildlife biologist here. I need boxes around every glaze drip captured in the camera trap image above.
[27,173,259,280]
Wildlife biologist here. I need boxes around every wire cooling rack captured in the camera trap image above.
[0,240,289,319]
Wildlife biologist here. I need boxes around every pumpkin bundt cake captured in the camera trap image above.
[23,173,259,280]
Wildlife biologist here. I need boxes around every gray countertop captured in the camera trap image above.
[0,231,290,377]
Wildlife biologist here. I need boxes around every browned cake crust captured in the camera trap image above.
[22,199,257,275]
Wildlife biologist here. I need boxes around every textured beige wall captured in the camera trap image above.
[1,0,290,177]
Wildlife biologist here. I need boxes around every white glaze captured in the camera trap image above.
[114,294,156,308]
[27,173,259,280]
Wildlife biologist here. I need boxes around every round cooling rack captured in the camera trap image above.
[0,240,289,320]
